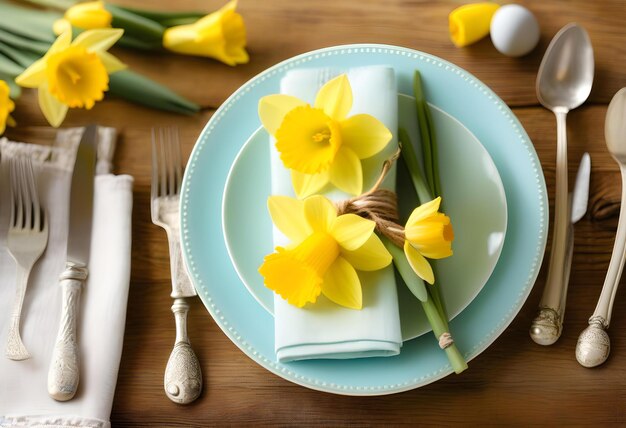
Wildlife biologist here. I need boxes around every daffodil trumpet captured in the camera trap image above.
[259,73,393,198]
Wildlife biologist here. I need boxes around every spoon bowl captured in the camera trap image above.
[605,88,626,163]
[536,23,594,112]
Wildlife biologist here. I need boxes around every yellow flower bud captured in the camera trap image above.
[163,0,249,66]
[449,2,500,47]
[65,1,112,30]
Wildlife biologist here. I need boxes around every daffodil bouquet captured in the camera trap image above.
[0,1,201,129]
[24,0,249,66]
[256,73,467,373]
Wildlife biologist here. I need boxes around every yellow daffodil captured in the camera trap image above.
[259,195,392,309]
[403,197,454,284]
[449,2,500,47]
[63,1,112,31]
[259,74,392,198]
[15,28,126,127]
[163,0,248,66]
[0,80,16,135]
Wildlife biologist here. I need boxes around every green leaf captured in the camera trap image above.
[0,2,59,43]
[17,0,78,11]
[108,70,199,115]
[0,28,49,56]
[107,4,165,43]
[115,6,205,27]
[0,52,25,77]
[0,42,40,69]
[118,34,163,51]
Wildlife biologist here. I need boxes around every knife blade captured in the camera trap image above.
[572,152,591,223]
[48,125,98,402]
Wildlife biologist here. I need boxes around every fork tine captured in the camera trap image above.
[9,158,17,228]
[159,129,168,198]
[12,158,24,229]
[25,157,41,231]
[171,128,184,194]
[19,158,32,231]
[165,128,173,196]
[151,128,158,201]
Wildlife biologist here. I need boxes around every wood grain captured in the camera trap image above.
[5,0,626,425]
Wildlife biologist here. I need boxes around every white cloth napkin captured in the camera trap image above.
[271,66,403,362]
[0,129,133,428]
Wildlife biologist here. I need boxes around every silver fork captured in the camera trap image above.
[6,156,49,361]
[151,128,202,404]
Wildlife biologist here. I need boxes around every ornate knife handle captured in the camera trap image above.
[164,298,202,404]
[48,264,87,401]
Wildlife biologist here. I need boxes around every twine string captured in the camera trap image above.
[334,147,405,247]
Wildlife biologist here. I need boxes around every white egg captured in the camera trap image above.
[490,4,540,57]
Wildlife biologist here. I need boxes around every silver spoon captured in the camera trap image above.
[576,87,626,367]
[530,23,594,345]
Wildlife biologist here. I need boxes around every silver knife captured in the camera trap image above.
[530,152,591,345]
[48,125,98,401]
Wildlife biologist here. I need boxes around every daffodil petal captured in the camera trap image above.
[329,146,362,195]
[303,195,336,233]
[267,196,311,244]
[291,169,329,199]
[7,115,16,127]
[404,241,435,284]
[341,233,392,271]
[406,196,442,226]
[314,74,352,121]
[73,28,124,53]
[258,94,306,135]
[48,28,73,56]
[98,51,127,73]
[322,256,362,309]
[38,84,69,128]
[340,114,392,159]
[329,213,375,251]
[15,58,47,88]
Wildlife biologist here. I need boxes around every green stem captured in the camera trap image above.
[398,128,431,204]
[421,294,467,374]
[413,70,436,197]
[424,104,442,198]
[383,237,427,302]
[385,236,467,373]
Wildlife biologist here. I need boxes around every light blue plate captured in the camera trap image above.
[181,44,548,395]
[222,95,508,342]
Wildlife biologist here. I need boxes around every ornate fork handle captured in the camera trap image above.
[6,264,33,360]
[163,226,202,404]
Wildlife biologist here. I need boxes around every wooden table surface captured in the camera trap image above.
[7,0,626,425]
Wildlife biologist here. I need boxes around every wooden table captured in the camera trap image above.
[7,0,626,425]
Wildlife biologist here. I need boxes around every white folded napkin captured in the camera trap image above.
[271,66,403,362]
[0,129,133,428]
